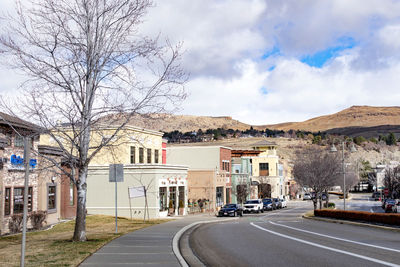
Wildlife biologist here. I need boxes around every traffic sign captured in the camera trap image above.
[384,188,389,195]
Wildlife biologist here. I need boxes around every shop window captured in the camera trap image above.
[139,147,144,163]
[130,146,136,164]
[48,185,56,211]
[159,187,167,211]
[13,187,32,214]
[216,187,224,207]
[147,148,151,164]
[4,188,10,216]
[155,150,159,164]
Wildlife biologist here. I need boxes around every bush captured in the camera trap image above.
[314,210,400,226]
[29,211,47,230]
[8,214,23,233]
[179,199,184,208]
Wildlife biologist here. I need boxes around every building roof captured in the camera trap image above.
[252,140,277,147]
[231,149,262,157]
[0,111,41,131]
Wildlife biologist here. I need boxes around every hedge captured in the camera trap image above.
[314,209,400,226]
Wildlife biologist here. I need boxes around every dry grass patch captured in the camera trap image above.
[0,215,168,267]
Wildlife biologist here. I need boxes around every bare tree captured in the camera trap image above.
[384,165,400,198]
[232,175,251,205]
[257,176,272,199]
[293,146,341,210]
[0,0,186,241]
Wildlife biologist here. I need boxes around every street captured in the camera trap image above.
[188,197,400,267]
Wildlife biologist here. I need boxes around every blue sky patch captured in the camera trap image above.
[260,86,268,95]
[301,36,357,68]
[262,46,280,60]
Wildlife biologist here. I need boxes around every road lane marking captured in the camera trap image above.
[268,221,400,253]
[250,222,400,267]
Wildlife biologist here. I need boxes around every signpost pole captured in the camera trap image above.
[20,137,31,267]
[128,188,132,220]
[115,173,118,234]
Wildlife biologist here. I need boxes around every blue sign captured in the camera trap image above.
[10,155,37,169]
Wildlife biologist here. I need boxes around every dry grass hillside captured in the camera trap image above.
[263,106,400,132]
[170,137,400,172]
[103,106,400,134]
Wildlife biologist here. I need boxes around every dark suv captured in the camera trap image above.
[273,198,282,209]
[217,204,243,217]
[262,198,276,211]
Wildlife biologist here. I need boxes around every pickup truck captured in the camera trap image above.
[243,199,264,213]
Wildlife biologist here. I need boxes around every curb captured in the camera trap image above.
[172,217,239,267]
[303,214,400,232]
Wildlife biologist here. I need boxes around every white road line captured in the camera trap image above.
[250,222,400,267]
[268,221,400,253]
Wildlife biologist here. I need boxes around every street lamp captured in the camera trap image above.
[330,141,356,210]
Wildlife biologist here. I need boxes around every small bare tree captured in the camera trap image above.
[257,176,272,199]
[293,146,341,210]
[384,165,400,198]
[0,0,186,241]
[232,175,251,205]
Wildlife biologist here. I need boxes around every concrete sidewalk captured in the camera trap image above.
[79,214,226,267]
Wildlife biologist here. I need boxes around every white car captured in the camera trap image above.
[243,199,264,213]
[280,198,287,208]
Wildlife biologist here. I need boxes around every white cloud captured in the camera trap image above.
[1,0,400,126]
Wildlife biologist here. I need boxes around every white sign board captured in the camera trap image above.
[128,186,145,199]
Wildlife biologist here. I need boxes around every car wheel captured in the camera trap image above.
[261,209,264,213]
[240,212,243,217]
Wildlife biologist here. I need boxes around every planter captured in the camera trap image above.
[169,208,175,215]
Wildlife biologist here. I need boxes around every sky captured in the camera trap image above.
[1,0,400,125]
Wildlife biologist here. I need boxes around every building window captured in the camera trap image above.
[130,146,136,164]
[139,147,144,163]
[48,185,56,211]
[216,187,224,207]
[159,187,167,211]
[4,188,10,216]
[13,187,33,214]
[69,182,74,206]
[155,150,159,164]
[14,135,24,147]
[260,163,269,170]
[147,148,152,164]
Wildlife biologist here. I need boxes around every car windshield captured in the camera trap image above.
[223,204,236,208]
[246,200,259,204]
[387,200,396,204]
[273,198,279,202]
[263,199,272,202]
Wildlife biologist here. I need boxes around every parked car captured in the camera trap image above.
[371,192,381,201]
[217,204,243,217]
[384,199,396,213]
[243,199,264,213]
[280,198,287,208]
[303,193,312,200]
[262,198,276,211]
[273,198,282,209]
[321,193,328,201]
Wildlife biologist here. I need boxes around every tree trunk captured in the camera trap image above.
[319,197,322,209]
[313,198,317,210]
[73,167,88,241]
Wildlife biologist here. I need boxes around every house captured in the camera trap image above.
[166,146,231,211]
[0,112,68,234]
[40,125,188,218]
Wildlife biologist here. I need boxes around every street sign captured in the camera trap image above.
[109,164,124,182]
[384,188,389,195]
[128,186,145,199]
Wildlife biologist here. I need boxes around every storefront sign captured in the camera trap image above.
[9,155,37,170]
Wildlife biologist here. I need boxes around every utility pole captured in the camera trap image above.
[20,136,31,267]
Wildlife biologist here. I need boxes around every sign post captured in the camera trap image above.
[109,164,124,233]
[128,186,147,222]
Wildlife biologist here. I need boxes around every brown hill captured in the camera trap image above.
[103,106,400,133]
[102,113,252,132]
[263,106,400,132]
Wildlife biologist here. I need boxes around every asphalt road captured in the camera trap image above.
[189,200,400,267]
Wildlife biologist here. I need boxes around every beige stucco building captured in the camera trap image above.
[166,146,232,211]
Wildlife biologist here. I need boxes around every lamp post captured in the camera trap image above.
[330,141,356,210]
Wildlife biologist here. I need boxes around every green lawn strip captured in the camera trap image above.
[0,215,168,267]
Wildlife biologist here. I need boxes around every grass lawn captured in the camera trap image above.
[0,215,168,266]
